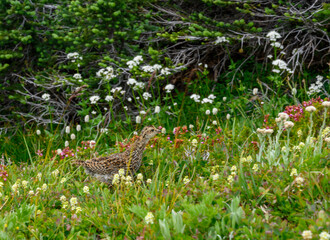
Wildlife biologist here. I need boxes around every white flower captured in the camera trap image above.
[144,212,155,224]
[42,183,47,191]
[191,139,198,147]
[42,93,50,101]
[127,78,137,85]
[290,168,298,177]
[155,106,160,114]
[189,124,194,129]
[28,190,34,195]
[208,94,216,100]
[36,130,41,135]
[265,129,274,134]
[90,95,100,104]
[60,178,67,183]
[70,197,78,206]
[133,55,143,64]
[92,110,96,115]
[136,115,141,124]
[252,164,259,172]
[37,172,42,180]
[84,115,90,122]
[212,173,219,181]
[284,121,294,129]
[223,97,227,101]
[183,176,190,184]
[161,128,166,134]
[52,169,59,177]
[272,60,287,70]
[112,174,120,185]
[67,52,81,62]
[161,67,171,75]
[83,186,89,194]
[266,31,281,41]
[143,92,152,100]
[22,180,28,189]
[278,112,289,120]
[137,173,143,181]
[212,120,217,125]
[141,65,154,73]
[305,106,316,112]
[70,134,76,140]
[147,179,152,184]
[12,183,19,193]
[292,88,297,95]
[319,231,330,240]
[73,73,82,80]
[127,60,137,69]
[226,114,231,120]
[205,110,210,115]
[104,95,113,102]
[301,230,313,239]
[65,126,70,134]
[272,69,280,73]
[267,55,273,59]
[60,195,66,202]
[322,101,330,107]
[100,128,108,134]
[65,141,69,147]
[75,206,82,213]
[215,36,229,44]
[190,94,201,102]
[270,42,284,49]
[153,64,162,70]
[201,98,213,104]
[252,88,258,95]
[165,84,175,93]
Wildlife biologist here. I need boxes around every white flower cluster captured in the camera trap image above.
[96,66,117,80]
[141,64,162,73]
[127,55,143,69]
[67,52,82,62]
[215,36,229,44]
[266,31,281,41]
[126,78,145,90]
[307,75,324,96]
[143,92,152,100]
[73,73,82,82]
[201,94,216,104]
[42,93,50,101]
[272,59,293,74]
[111,87,125,95]
[165,84,175,93]
[90,95,100,104]
[190,94,201,102]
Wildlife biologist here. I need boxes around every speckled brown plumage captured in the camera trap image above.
[73,126,160,184]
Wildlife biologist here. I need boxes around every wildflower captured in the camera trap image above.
[265,129,274,135]
[136,116,141,124]
[292,88,297,95]
[75,206,82,213]
[212,120,217,125]
[60,178,67,184]
[305,106,316,112]
[52,169,59,177]
[272,60,288,70]
[161,67,171,75]
[137,173,143,181]
[302,230,313,240]
[35,187,41,195]
[290,168,298,177]
[36,210,42,215]
[161,128,166,134]
[215,36,229,44]
[12,183,19,193]
[183,176,190,184]
[190,94,201,102]
[226,114,231,120]
[147,179,152,184]
[125,176,133,186]
[319,232,330,240]
[112,174,120,185]
[223,97,227,101]
[165,84,175,93]
[189,124,194,129]
[191,139,198,147]
[252,88,258,95]
[118,169,125,176]
[36,130,41,135]
[65,141,69,147]
[28,190,34,196]
[270,42,284,49]
[62,201,69,209]
[127,60,137,69]
[127,97,132,102]
[227,175,234,184]
[205,110,210,115]
[140,110,146,115]
[212,173,219,181]
[155,106,160,113]
[231,165,237,172]
[145,212,155,224]
[149,160,153,165]
[73,73,82,80]
[80,186,89,195]
[70,134,76,140]
[284,121,294,129]
[76,125,81,131]
[70,197,78,206]
[0,182,3,188]
[67,52,81,62]
[322,101,330,107]
[65,126,70,134]
[84,115,90,122]
[42,93,50,101]
[90,95,100,104]
[133,55,143,64]
[42,183,47,191]
[325,137,330,143]
[22,180,28,189]
[266,31,281,41]
[212,108,218,115]
[105,95,114,102]
[90,140,96,148]
[143,92,152,100]
[252,164,259,172]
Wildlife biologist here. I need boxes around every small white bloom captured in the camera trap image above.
[189,124,194,129]
[137,173,143,181]
[42,93,50,101]
[284,121,294,129]
[60,195,66,202]
[70,133,76,140]
[147,179,152,184]
[73,73,82,80]
[319,231,330,240]
[212,173,219,181]
[183,176,190,184]
[322,101,330,107]
[165,84,175,93]
[65,126,70,134]
[301,230,313,240]
[266,31,281,41]
[223,97,227,101]
[28,190,34,195]
[205,110,210,115]
[42,183,47,191]
[127,60,137,69]
[84,115,90,122]
[22,180,28,189]
[305,106,316,112]
[143,92,152,100]
[155,106,160,114]
[133,55,143,64]
[161,67,171,75]
[52,169,59,177]
[144,212,155,224]
[278,112,289,120]
[105,95,114,102]
[226,114,231,120]
[190,94,201,102]
[65,141,69,147]
[212,120,217,125]
[252,88,258,95]
[36,130,41,135]
[83,186,89,194]
[161,128,166,134]
[90,95,100,104]
[70,197,78,206]
[127,78,137,85]
[60,178,67,183]
[92,111,96,115]
[215,36,229,44]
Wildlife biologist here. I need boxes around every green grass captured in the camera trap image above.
[0,102,329,239]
